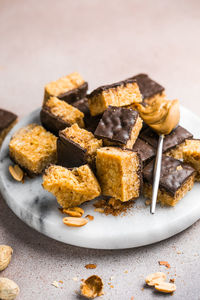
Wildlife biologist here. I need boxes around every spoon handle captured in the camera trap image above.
[150,134,164,214]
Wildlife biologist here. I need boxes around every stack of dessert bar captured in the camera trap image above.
[8,72,200,210]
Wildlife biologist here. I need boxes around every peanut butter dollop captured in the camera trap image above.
[134,99,180,135]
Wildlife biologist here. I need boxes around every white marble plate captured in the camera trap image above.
[0,107,200,249]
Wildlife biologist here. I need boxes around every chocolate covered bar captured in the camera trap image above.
[57,124,102,168]
[132,138,156,166]
[141,121,148,133]
[0,109,17,146]
[72,97,101,133]
[84,114,102,134]
[44,72,88,104]
[182,139,200,181]
[140,126,193,156]
[94,106,143,149]
[130,73,165,104]
[165,142,187,160]
[88,78,142,116]
[72,97,90,117]
[40,96,84,135]
[43,164,101,208]
[9,124,57,175]
[72,98,103,133]
[143,156,195,206]
[96,147,142,202]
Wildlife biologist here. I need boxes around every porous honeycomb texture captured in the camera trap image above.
[183,139,200,181]
[9,124,57,174]
[46,97,84,128]
[143,174,195,206]
[62,124,102,164]
[96,147,141,202]
[165,142,186,160]
[42,164,101,208]
[44,72,85,101]
[89,82,142,116]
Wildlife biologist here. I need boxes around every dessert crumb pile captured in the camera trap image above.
[94,198,135,216]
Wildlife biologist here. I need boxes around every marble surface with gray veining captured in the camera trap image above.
[1,0,200,299]
[1,106,200,252]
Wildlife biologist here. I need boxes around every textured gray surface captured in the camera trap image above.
[1,0,200,299]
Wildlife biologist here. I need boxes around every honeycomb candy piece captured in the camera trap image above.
[94,106,143,149]
[57,123,102,168]
[9,124,57,175]
[40,96,84,135]
[140,125,193,158]
[129,73,165,105]
[42,164,101,208]
[44,72,88,104]
[88,78,142,116]
[182,139,200,181]
[143,155,196,206]
[96,147,142,202]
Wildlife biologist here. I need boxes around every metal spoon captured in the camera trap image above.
[150,134,164,214]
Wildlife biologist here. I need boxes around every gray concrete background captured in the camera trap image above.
[1,0,200,299]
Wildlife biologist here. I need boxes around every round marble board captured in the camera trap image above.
[0,107,200,250]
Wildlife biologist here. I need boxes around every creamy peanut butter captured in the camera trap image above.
[134,99,180,135]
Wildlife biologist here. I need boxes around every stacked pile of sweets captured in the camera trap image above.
[9,72,200,211]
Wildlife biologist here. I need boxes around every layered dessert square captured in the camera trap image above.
[140,125,193,159]
[130,73,165,104]
[42,164,101,208]
[143,156,195,206]
[132,138,156,166]
[40,96,84,135]
[96,147,141,202]
[9,124,57,174]
[182,139,200,181]
[44,72,88,104]
[57,124,102,168]
[0,109,17,146]
[94,106,143,149]
[88,78,142,116]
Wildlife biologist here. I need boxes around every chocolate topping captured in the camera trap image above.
[141,121,148,132]
[57,132,87,168]
[88,78,137,99]
[132,138,156,165]
[143,155,195,196]
[84,114,102,134]
[0,109,17,132]
[130,74,165,100]
[40,107,70,136]
[72,98,90,116]
[58,82,88,104]
[94,106,139,144]
[71,98,102,133]
[85,114,102,134]
[140,125,193,152]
